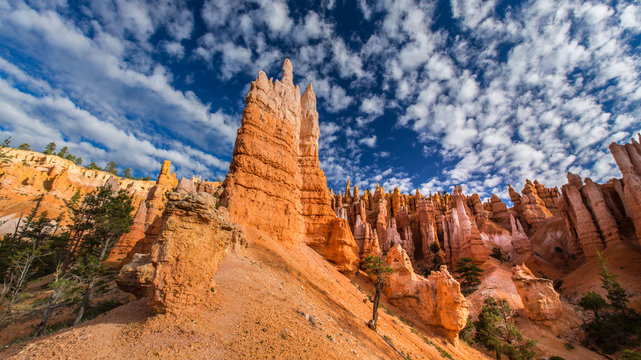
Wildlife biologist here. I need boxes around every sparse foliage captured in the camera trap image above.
[86,162,101,171]
[105,161,117,175]
[579,291,606,321]
[1,197,63,312]
[579,251,641,354]
[363,254,393,331]
[56,146,69,158]
[17,143,30,150]
[490,247,504,263]
[597,251,629,312]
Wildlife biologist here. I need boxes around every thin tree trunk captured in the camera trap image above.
[74,278,94,326]
[368,280,382,330]
[33,286,63,338]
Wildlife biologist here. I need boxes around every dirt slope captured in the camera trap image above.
[562,241,641,312]
[1,228,488,359]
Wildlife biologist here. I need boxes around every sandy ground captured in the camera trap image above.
[1,228,489,360]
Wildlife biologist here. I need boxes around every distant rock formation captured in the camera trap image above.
[222,59,359,274]
[0,149,156,231]
[332,135,641,276]
[108,160,178,266]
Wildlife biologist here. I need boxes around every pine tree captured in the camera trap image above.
[579,291,607,321]
[86,162,101,171]
[56,146,69,158]
[363,254,393,331]
[597,251,629,312]
[454,257,483,295]
[33,186,133,334]
[43,142,56,155]
[1,197,62,313]
[473,297,537,360]
[104,161,117,175]
[17,143,30,150]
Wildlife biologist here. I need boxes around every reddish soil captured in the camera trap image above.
[1,228,488,359]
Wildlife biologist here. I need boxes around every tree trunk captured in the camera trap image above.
[74,278,94,326]
[33,286,63,338]
[368,280,382,331]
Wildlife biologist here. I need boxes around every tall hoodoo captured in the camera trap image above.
[222,59,358,273]
[609,138,641,244]
[222,60,304,244]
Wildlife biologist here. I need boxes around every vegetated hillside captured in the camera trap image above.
[0,148,156,234]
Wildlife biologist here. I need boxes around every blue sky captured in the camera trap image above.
[0,0,640,200]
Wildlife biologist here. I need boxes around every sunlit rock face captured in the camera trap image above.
[383,245,469,343]
[148,192,245,314]
[221,59,359,273]
[512,264,563,322]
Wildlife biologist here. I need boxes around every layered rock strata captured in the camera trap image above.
[222,59,359,274]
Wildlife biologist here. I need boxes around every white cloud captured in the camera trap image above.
[360,96,385,115]
[358,135,377,148]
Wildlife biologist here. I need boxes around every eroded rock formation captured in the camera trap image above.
[331,136,641,278]
[148,192,245,314]
[383,245,469,342]
[108,160,177,265]
[609,137,641,244]
[222,59,359,274]
[512,264,563,322]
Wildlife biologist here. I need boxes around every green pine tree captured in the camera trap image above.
[43,142,56,155]
[454,257,483,295]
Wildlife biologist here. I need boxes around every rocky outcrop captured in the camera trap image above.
[0,149,156,234]
[148,192,245,314]
[383,245,469,343]
[511,264,563,322]
[222,59,358,273]
[115,253,154,298]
